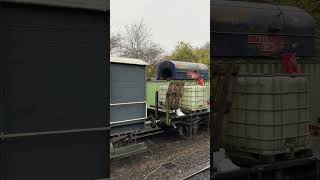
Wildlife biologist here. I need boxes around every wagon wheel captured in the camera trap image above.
[178,125,189,138]
[193,122,199,135]
[148,115,157,128]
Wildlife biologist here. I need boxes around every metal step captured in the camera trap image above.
[110,142,147,160]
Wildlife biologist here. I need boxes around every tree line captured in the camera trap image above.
[110,20,210,79]
[110,0,320,79]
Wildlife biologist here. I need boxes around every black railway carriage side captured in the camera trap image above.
[0,1,109,179]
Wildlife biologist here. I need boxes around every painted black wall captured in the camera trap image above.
[0,3,108,180]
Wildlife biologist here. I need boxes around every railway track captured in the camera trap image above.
[110,128,209,180]
[180,166,210,180]
[148,134,208,150]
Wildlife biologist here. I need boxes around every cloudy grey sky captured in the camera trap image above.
[110,0,210,53]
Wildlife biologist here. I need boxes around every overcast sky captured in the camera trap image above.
[110,0,210,53]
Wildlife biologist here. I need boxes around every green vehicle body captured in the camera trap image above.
[146,80,211,111]
[146,60,320,123]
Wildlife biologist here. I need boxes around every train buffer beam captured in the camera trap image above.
[110,142,147,160]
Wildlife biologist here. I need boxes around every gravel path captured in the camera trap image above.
[110,129,209,180]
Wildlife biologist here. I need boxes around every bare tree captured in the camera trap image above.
[110,32,122,55]
[113,20,163,78]
[120,20,163,65]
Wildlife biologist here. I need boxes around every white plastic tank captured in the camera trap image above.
[226,75,310,155]
[159,84,208,112]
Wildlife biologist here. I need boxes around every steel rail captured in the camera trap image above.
[180,165,210,180]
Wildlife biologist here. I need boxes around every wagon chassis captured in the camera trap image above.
[109,108,209,159]
[148,106,209,138]
[110,126,164,159]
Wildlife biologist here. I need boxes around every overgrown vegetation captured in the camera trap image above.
[166,42,210,67]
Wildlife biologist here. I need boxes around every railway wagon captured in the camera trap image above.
[147,60,210,137]
[212,0,320,124]
[110,58,210,157]
[110,57,153,158]
[110,57,147,136]
[148,60,210,110]
[211,0,320,179]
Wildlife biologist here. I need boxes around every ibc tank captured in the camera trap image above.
[211,0,316,58]
[158,84,208,112]
[226,75,310,155]
[157,61,209,80]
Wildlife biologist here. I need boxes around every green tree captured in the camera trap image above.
[169,42,197,62]
[194,42,210,67]
[168,41,210,67]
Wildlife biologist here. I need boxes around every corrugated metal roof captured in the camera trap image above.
[1,0,109,11]
[110,57,148,66]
